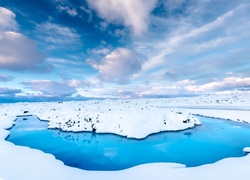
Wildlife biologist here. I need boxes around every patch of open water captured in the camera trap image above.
[6,115,250,170]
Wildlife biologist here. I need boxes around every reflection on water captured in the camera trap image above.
[7,115,250,170]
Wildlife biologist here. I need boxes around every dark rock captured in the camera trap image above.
[183,119,190,123]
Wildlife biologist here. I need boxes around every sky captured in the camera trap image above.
[0,0,250,102]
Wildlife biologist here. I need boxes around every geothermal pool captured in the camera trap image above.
[7,115,250,170]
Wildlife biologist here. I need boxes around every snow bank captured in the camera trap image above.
[0,100,200,139]
[154,94,250,123]
[243,147,250,154]
[178,108,250,123]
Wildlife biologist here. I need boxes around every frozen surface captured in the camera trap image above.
[1,94,250,179]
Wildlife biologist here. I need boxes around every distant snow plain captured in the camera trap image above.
[0,94,250,180]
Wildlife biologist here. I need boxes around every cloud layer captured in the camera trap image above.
[21,79,93,98]
[0,87,21,95]
[0,7,18,31]
[0,74,14,82]
[87,0,157,36]
[0,31,49,72]
[1,1,250,101]
[88,48,144,84]
[22,80,77,97]
[35,22,81,50]
[0,7,49,72]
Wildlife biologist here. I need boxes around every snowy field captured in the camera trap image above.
[154,94,250,123]
[1,94,250,179]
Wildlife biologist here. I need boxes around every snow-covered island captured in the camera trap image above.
[1,94,250,179]
[1,99,201,139]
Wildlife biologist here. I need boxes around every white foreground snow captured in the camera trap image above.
[1,94,250,179]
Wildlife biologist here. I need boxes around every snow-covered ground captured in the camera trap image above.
[1,94,250,179]
[0,99,200,139]
[154,94,250,123]
[244,147,250,154]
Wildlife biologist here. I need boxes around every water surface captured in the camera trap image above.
[7,115,250,170]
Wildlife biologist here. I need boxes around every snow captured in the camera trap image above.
[0,99,200,139]
[154,94,250,123]
[176,108,250,123]
[1,137,250,180]
[1,94,250,179]
[244,147,250,153]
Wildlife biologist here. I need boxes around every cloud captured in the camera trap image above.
[0,7,18,31]
[57,5,77,16]
[0,87,21,95]
[133,1,250,88]
[0,7,49,72]
[35,22,81,49]
[87,0,157,36]
[143,3,244,71]
[80,5,93,22]
[162,0,186,13]
[22,80,77,97]
[186,77,250,93]
[68,76,250,99]
[21,79,93,97]
[0,74,14,82]
[50,0,78,16]
[177,79,195,86]
[88,47,110,56]
[87,48,144,84]
[0,31,50,72]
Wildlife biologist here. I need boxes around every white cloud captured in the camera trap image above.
[57,5,77,16]
[22,79,97,97]
[88,47,110,56]
[137,85,186,97]
[35,22,81,49]
[87,0,157,36]
[162,0,186,13]
[143,4,242,71]
[87,48,144,84]
[0,7,49,72]
[75,76,250,99]
[0,7,18,31]
[186,77,250,93]
[133,2,250,92]
[177,79,195,86]
[0,31,49,72]
[22,80,76,97]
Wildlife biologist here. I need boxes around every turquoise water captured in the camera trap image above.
[7,115,250,170]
